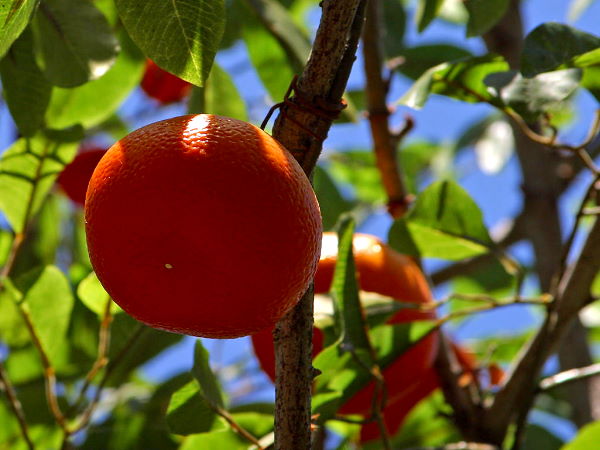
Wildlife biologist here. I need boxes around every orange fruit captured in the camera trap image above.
[251,232,438,424]
[140,59,192,104]
[85,114,322,338]
[57,148,106,206]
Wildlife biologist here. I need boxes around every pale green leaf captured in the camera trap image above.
[0,0,37,58]
[0,127,82,232]
[115,0,225,87]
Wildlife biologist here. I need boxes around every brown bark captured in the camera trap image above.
[270,1,367,448]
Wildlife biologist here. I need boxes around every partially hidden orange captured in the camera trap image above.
[251,232,438,431]
[57,148,107,206]
[140,59,192,104]
[85,114,322,338]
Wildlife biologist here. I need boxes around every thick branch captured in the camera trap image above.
[270,1,367,448]
[485,217,600,442]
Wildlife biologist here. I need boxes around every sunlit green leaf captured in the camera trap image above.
[77,271,122,316]
[485,68,582,122]
[116,0,225,87]
[0,127,82,232]
[388,180,493,260]
[399,55,508,109]
[395,44,472,80]
[31,0,119,87]
[0,0,37,58]
[0,27,51,137]
[13,265,74,365]
[560,420,600,449]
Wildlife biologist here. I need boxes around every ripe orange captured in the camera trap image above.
[57,148,106,206]
[85,114,322,338]
[251,232,438,423]
[140,59,192,104]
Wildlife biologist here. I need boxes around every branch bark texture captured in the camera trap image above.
[270,1,367,448]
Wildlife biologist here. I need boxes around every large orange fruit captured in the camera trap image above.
[251,232,438,422]
[85,114,322,338]
[140,59,192,104]
[57,148,106,206]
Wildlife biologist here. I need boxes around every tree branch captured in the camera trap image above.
[270,1,367,448]
[484,215,600,443]
[362,0,411,218]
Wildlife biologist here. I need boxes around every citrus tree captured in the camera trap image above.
[2,0,600,449]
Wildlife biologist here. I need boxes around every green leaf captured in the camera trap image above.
[332,216,373,352]
[45,28,145,129]
[188,63,247,120]
[192,340,224,409]
[485,68,582,122]
[166,379,228,435]
[11,194,62,277]
[115,0,225,87]
[464,0,510,37]
[0,278,29,347]
[244,0,311,69]
[312,321,436,422]
[13,266,75,365]
[388,180,493,260]
[0,0,37,58]
[523,423,563,450]
[0,27,51,137]
[521,23,600,78]
[395,44,472,80]
[313,165,353,231]
[31,0,119,87]
[328,151,386,204]
[561,420,600,449]
[77,271,122,316]
[399,141,446,194]
[382,0,406,59]
[0,127,82,233]
[106,315,183,386]
[399,55,508,109]
[180,431,247,450]
[241,2,296,101]
[415,0,444,33]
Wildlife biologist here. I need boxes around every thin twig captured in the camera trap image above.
[70,324,147,434]
[18,307,69,433]
[0,359,35,450]
[215,406,265,449]
[69,297,114,416]
[539,363,600,392]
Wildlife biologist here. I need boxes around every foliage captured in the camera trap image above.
[1,0,599,448]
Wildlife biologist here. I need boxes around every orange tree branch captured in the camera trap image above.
[270,0,367,448]
[362,0,411,218]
